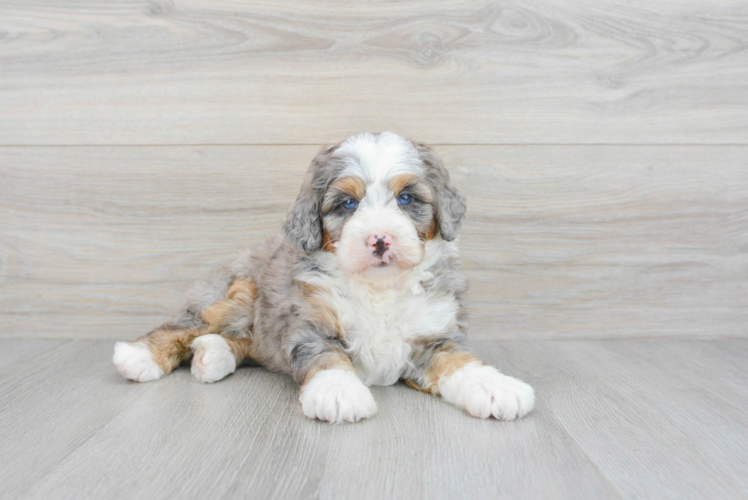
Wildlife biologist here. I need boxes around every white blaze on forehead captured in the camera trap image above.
[337,132,423,186]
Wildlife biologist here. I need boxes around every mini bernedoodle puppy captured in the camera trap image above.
[113,132,535,424]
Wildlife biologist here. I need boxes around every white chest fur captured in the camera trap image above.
[304,241,461,386]
[339,281,458,386]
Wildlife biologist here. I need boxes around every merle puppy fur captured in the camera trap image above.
[113,132,535,424]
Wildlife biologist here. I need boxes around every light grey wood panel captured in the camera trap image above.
[1,1,747,145]
[22,340,619,500]
[0,338,68,369]
[1,145,746,340]
[315,348,620,500]
[602,340,748,411]
[23,363,329,500]
[487,340,748,499]
[0,145,318,340]
[0,340,156,499]
[14,339,748,499]
[457,145,748,339]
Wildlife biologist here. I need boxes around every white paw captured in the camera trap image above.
[190,334,237,383]
[300,369,377,424]
[438,362,535,420]
[113,342,165,382]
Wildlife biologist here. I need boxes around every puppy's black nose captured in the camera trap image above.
[367,233,393,258]
[373,238,387,257]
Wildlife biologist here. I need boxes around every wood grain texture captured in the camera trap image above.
[0,0,747,145]
[491,340,748,498]
[3,338,746,499]
[1,145,746,340]
[0,338,68,369]
[0,340,157,499]
[314,346,621,500]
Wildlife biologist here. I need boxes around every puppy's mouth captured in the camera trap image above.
[370,250,396,267]
[370,252,413,271]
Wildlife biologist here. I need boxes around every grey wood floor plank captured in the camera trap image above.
[0,338,68,369]
[22,341,619,500]
[486,340,748,499]
[3,339,748,499]
[1,1,746,145]
[2,145,746,341]
[315,362,620,500]
[22,364,331,500]
[598,340,748,423]
[0,340,156,499]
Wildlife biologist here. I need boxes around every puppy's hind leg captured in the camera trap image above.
[190,335,253,383]
[190,279,257,383]
[114,278,257,383]
[114,324,203,382]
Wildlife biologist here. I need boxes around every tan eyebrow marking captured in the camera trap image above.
[332,176,366,199]
[322,176,366,214]
[387,173,433,203]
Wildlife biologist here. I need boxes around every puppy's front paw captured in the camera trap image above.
[300,369,377,424]
[438,362,535,420]
[113,342,165,382]
[190,334,237,383]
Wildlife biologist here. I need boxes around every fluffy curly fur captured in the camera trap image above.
[113,132,534,423]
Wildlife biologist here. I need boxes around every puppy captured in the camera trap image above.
[113,132,535,423]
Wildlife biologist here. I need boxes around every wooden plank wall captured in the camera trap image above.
[1,0,746,340]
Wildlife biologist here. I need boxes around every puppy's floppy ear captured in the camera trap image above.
[413,141,466,241]
[283,146,341,254]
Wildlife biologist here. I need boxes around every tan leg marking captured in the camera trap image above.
[219,336,255,364]
[301,353,357,388]
[428,351,484,384]
[201,279,257,332]
[409,343,484,395]
[134,280,258,374]
[138,326,204,374]
[197,279,258,362]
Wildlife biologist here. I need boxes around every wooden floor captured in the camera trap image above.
[1,337,747,500]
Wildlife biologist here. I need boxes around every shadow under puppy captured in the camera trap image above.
[113,132,535,423]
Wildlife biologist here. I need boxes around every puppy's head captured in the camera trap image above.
[283,132,465,279]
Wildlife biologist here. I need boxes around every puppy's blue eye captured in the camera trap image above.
[397,193,413,206]
[342,198,358,210]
